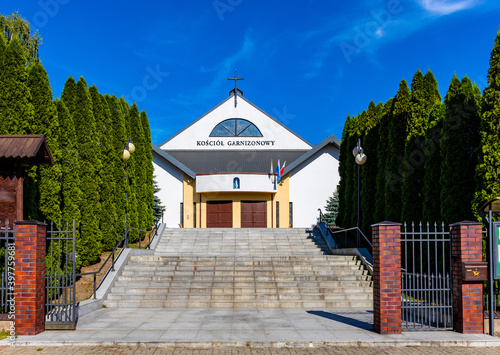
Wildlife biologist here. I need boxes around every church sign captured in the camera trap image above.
[196,139,276,147]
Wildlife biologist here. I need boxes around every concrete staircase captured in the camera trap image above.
[104,228,372,308]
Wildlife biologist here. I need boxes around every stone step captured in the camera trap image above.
[112,279,371,287]
[116,273,371,282]
[130,255,357,262]
[107,293,373,302]
[103,299,373,308]
[104,227,373,309]
[109,285,373,294]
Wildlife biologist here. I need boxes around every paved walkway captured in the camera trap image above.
[1,346,500,354]
[2,308,500,348]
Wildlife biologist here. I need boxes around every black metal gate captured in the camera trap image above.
[45,221,77,330]
[0,221,15,315]
[401,222,452,331]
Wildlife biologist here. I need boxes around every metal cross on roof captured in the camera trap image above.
[228,70,244,107]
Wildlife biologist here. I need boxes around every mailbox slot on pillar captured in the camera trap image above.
[462,262,488,281]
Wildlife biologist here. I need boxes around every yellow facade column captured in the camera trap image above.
[274,174,290,228]
[182,175,195,228]
[233,198,241,228]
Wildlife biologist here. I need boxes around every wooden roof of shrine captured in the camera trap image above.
[0,135,54,166]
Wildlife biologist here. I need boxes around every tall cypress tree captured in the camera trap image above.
[0,38,34,134]
[129,103,147,232]
[27,62,61,222]
[0,34,7,127]
[385,79,410,222]
[71,77,102,267]
[61,76,77,114]
[402,70,431,223]
[89,85,119,249]
[348,112,366,228]
[55,99,81,226]
[373,98,393,223]
[336,115,351,228]
[361,101,382,236]
[475,29,500,219]
[141,110,154,227]
[440,76,481,224]
[422,103,445,222]
[105,95,127,238]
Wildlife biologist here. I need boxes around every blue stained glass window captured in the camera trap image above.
[210,119,262,137]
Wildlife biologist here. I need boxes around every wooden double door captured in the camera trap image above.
[206,201,233,228]
[241,201,267,228]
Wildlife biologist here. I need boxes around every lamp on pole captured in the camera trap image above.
[122,135,135,248]
[353,138,367,246]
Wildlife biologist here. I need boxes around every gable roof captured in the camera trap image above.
[165,150,308,174]
[0,135,54,165]
[152,144,196,179]
[284,134,341,175]
[160,93,313,148]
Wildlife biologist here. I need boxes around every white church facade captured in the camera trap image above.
[153,88,341,228]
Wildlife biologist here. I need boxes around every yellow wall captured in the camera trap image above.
[183,174,290,228]
[182,174,196,228]
[273,174,290,228]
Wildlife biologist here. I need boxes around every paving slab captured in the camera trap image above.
[2,307,500,348]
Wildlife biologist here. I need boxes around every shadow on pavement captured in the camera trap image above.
[306,310,374,331]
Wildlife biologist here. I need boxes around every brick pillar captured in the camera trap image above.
[372,221,402,334]
[450,221,483,334]
[14,221,46,336]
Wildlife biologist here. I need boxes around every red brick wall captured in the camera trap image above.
[372,222,402,334]
[450,222,484,334]
[14,221,46,336]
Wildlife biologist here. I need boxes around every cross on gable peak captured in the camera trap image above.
[228,70,244,107]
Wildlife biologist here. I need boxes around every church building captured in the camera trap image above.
[153,85,341,228]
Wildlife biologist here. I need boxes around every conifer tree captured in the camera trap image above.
[348,113,365,228]
[0,38,34,134]
[475,29,500,219]
[124,104,142,240]
[336,115,351,228]
[89,85,119,249]
[141,110,154,227]
[402,70,430,223]
[71,77,102,267]
[152,176,165,221]
[360,101,382,236]
[0,34,7,127]
[440,76,481,224]
[27,63,61,222]
[324,191,339,227]
[105,95,127,237]
[422,103,445,222]
[385,79,410,222]
[61,76,77,114]
[129,103,147,232]
[424,70,442,108]
[373,98,393,223]
[55,99,81,225]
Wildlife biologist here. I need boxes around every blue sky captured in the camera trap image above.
[3,1,500,145]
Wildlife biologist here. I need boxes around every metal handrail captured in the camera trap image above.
[330,226,372,247]
[318,209,372,248]
[76,217,163,300]
[318,208,334,232]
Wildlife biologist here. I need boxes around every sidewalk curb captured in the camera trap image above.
[6,340,500,348]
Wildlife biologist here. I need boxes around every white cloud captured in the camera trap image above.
[416,0,479,15]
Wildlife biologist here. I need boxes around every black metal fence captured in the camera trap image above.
[401,221,453,331]
[0,220,15,314]
[45,221,77,330]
